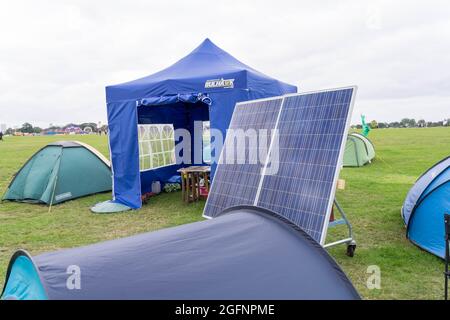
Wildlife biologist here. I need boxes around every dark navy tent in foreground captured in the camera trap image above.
[402,156,450,258]
[105,39,297,209]
[1,207,359,300]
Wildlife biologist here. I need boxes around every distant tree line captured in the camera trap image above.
[352,118,450,129]
[3,122,108,135]
[3,117,448,135]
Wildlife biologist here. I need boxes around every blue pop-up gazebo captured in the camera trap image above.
[105,39,297,209]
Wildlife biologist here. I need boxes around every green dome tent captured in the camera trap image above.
[343,133,375,167]
[2,141,112,205]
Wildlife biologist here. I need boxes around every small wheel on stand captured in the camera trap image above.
[346,241,356,257]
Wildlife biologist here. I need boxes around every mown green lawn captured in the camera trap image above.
[0,128,449,299]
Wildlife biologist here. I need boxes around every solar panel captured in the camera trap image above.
[203,87,356,244]
[202,98,283,218]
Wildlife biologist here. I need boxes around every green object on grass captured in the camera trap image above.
[164,183,181,193]
[2,141,112,205]
[343,133,376,167]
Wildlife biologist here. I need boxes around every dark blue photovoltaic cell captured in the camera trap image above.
[257,89,354,242]
[203,98,283,218]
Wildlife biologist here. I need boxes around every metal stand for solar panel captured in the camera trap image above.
[324,199,356,257]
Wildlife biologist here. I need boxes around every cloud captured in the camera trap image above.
[0,0,449,127]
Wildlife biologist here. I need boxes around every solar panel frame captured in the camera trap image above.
[203,87,357,245]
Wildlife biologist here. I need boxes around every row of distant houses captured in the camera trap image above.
[42,124,91,135]
[0,122,108,136]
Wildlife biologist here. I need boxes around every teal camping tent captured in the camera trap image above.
[3,141,112,205]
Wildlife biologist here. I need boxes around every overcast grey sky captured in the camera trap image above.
[0,0,449,128]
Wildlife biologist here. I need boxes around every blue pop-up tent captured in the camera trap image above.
[105,39,297,209]
[402,156,450,258]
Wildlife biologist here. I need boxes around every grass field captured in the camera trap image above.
[0,127,449,299]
